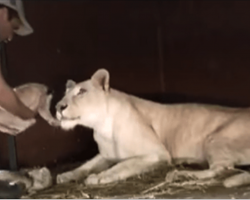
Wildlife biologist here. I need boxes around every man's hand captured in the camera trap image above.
[0,118,36,136]
[0,85,36,119]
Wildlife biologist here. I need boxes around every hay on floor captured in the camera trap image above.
[21,162,250,199]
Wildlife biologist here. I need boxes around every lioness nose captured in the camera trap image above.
[56,103,68,112]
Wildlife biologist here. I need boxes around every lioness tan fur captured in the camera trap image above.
[55,68,250,188]
[0,83,60,135]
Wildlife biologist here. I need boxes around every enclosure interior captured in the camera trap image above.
[0,1,249,172]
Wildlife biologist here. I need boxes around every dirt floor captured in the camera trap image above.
[19,162,250,199]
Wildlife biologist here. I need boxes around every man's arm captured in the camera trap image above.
[0,67,36,120]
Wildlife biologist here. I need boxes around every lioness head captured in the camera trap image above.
[56,68,110,130]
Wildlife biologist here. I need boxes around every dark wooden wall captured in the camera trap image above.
[0,0,250,169]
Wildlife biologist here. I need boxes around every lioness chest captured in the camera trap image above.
[93,128,138,161]
[93,132,119,161]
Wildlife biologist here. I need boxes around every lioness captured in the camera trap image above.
[0,83,60,135]
[55,68,250,188]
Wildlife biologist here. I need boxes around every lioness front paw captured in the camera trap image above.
[165,170,197,183]
[85,172,117,186]
[56,171,76,184]
[84,174,99,185]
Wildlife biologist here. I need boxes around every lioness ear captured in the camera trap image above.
[66,79,76,89]
[91,69,110,91]
[65,79,76,93]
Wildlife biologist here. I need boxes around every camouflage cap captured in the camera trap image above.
[0,0,33,36]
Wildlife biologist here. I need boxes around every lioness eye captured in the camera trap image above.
[77,88,86,95]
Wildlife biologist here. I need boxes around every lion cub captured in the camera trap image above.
[0,83,60,135]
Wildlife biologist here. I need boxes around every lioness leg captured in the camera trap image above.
[165,131,248,186]
[223,172,250,188]
[165,165,228,183]
[38,94,60,126]
[85,153,169,185]
[56,154,113,184]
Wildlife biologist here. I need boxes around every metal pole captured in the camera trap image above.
[0,42,18,171]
